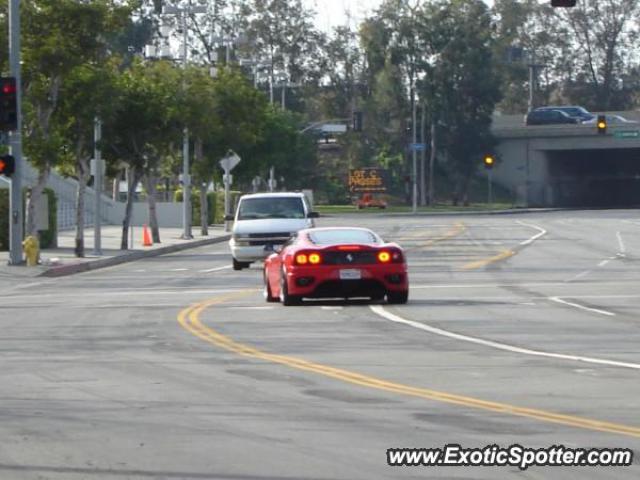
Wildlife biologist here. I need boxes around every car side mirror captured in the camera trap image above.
[308,211,320,218]
[224,214,234,222]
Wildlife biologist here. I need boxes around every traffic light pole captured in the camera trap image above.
[487,169,493,210]
[92,117,103,256]
[8,0,23,265]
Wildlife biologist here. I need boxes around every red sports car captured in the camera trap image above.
[263,227,409,305]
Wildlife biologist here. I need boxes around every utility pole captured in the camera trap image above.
[92,117,102,256]
[8,0,23,265]
[428,122,436,206]
[180,6,192,239]
[420,104,426,206]
[163,1,205,240]
[411,79,417,214]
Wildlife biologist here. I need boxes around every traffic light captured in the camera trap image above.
[0,77,17,131]
[551,0,576,6]
[353,111,363,132]
[0,154,15,177]
[483,155,495,170]
[597,115,607,135]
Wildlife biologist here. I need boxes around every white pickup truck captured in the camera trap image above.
[226,192,318,270]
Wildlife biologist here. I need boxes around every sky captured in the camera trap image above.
[304,0,383,33]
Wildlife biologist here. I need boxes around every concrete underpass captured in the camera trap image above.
[547,148,640,207]
[492,113,640,207]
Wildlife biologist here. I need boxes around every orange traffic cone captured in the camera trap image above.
[142,224,153,247]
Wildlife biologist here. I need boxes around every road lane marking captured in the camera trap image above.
[565,270,591,282]
[598,259,612,267]
[419,222,466,248]
[177,294,640,438]
[199,265,232,273]
[461,249,514,270]
[168,268,189,272]
[461,221,547,270]
[11,282,43,290]
[549,296,616,317]
[516,221,547,246]
[228,306,275,310]
[370,306,637,369]
[616,231,626,256]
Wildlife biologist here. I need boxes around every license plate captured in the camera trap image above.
[340,269,361,280]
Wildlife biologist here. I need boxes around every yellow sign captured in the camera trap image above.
[348,168,388,192]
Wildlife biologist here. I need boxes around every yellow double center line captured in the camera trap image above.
[178,292,640,439]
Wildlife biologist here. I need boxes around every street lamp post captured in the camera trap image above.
[8,0,23,265]
[411,80,418,214]
[163,2,206,240]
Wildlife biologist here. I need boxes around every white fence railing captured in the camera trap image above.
[22,162,124,230]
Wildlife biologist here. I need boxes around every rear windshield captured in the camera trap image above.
[308,229,379,245]
[237,197,305,220]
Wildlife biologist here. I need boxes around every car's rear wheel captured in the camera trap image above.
[280,270,301,306]
[264,271,278,303]
[387,290,408,304]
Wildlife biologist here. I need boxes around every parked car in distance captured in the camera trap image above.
[533,106,595,123]
[525,109,581,126]
[582,114,638,125]
[227,192,318,271]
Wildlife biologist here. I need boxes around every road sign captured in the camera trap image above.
[219,151,241,172]
[613,130,639,139]
[410,143,426,151]
[348,168,388,193]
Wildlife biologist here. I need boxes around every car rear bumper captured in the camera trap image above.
[229,241,278,262]
[285,264,408,298]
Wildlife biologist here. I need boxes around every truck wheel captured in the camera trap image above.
[233,258,244,271]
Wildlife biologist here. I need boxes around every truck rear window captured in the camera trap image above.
[238,197,305,220]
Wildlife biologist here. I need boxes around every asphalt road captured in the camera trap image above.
[1,210,639,479]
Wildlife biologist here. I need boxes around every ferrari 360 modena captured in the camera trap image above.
[263,227,409,306]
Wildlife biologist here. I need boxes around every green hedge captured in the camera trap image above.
[0,187,57,251]
[174,189,243,225]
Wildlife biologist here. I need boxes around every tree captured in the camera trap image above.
[420,0,501,204]
[20,0,131,239]
[56,61,120,256]
[107,59,179,249]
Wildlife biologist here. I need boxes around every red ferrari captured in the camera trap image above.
[263,227,409,305]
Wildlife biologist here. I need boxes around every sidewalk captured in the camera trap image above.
[0,225,231,278]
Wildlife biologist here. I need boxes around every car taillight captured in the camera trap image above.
[295,252,322,265]
[309,253,321,264]
[378,249,403,263]
[378,251,391,263]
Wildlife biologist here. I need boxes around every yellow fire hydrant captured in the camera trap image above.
[22,235,40,267]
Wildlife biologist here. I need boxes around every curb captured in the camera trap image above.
[40,234,231,278]
[321,208,563,218]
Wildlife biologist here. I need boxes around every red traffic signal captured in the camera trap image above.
[0,77,18,131]
[0,154,15,177]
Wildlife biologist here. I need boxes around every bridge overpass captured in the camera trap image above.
[491,111,640,207]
